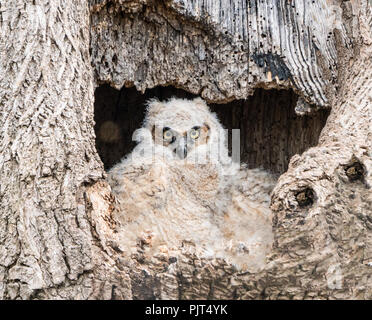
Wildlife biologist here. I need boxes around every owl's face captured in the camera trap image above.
[152,123,210,159]
[143,97,229,164]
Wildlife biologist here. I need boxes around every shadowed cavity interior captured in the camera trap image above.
[94,84,329,174]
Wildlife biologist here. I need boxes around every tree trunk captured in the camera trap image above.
[0,0,371,299]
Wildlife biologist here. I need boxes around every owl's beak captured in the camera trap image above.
[176,137,188,159]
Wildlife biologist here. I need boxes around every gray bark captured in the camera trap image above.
[0,0,371,299]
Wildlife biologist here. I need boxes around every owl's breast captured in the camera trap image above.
[168,162,221,205]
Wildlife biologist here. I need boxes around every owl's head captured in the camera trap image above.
[143,97,229,163]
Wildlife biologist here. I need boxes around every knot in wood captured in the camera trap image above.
[169,257,177,264]
[295,188,315,208]
[345,161,365,182]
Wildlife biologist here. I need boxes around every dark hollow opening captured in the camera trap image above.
[94,84,330,174]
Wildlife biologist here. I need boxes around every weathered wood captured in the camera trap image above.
[0,0,125,299]
[90,0,349,109]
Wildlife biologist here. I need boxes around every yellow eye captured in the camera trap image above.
[190,129,200,139]
[163,130,173,140]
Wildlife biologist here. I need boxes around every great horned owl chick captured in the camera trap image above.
[107,97,277,272]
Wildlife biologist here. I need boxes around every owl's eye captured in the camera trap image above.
[189,128,200,140]
[163,128,173,141]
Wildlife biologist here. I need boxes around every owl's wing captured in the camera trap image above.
[107,153,169,225]
[234,166,278,207]
[217,166,277,272]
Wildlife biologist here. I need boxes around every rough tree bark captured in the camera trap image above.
[0,0,371,299]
